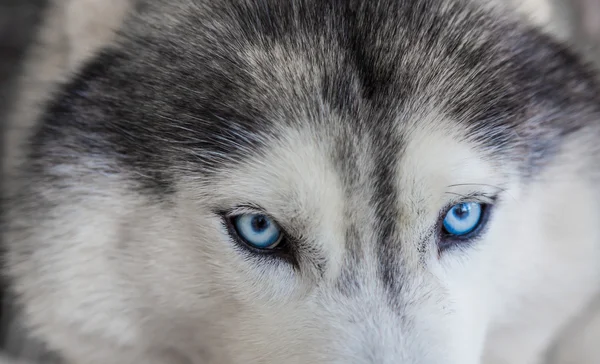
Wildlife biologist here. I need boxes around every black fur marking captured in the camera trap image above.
[370,131,405,308]
[335,223,363,298]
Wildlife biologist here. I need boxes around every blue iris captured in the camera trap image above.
[233,214,282,249]
[442,202,483,236]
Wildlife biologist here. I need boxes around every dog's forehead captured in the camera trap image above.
[140,0,594,163]
[41,0,600,197]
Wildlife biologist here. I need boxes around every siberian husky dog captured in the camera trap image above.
[2,0,600,363]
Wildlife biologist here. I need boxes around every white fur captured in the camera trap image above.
[3,1,600,363]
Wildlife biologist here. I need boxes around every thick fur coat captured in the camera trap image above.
[2,0,600,363]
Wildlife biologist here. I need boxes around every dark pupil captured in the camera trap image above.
[452,203,471,220]
[251,215,270,232]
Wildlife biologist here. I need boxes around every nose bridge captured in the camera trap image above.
[334,218,408,312]
[335,210,386,290]
[319,210,470,364]
[323,266,471,364]
[338,179,407,311]
[325,250,401,359]
[324,183,423,362]
[321,287,458,364]
[321,286,415,364]
[323,242,437,364]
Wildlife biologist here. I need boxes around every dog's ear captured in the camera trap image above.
[64,0,132,69]
[510,0,600,53]
[513,0,555,28]
[2,0,134,177]
[569,0,600,62]
[574,0,600,37]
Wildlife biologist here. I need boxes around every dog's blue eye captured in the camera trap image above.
[232,214,282,249]
[442,202,483,236]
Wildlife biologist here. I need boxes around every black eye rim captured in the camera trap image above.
[219,209,297,262]
[437,201,493,251]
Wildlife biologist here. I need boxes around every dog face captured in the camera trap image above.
[5,0,600,363]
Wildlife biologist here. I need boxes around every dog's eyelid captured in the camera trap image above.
[443,191,498,207]
[217,203,268,218]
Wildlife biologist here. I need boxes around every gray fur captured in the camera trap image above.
[3,0,600,363]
